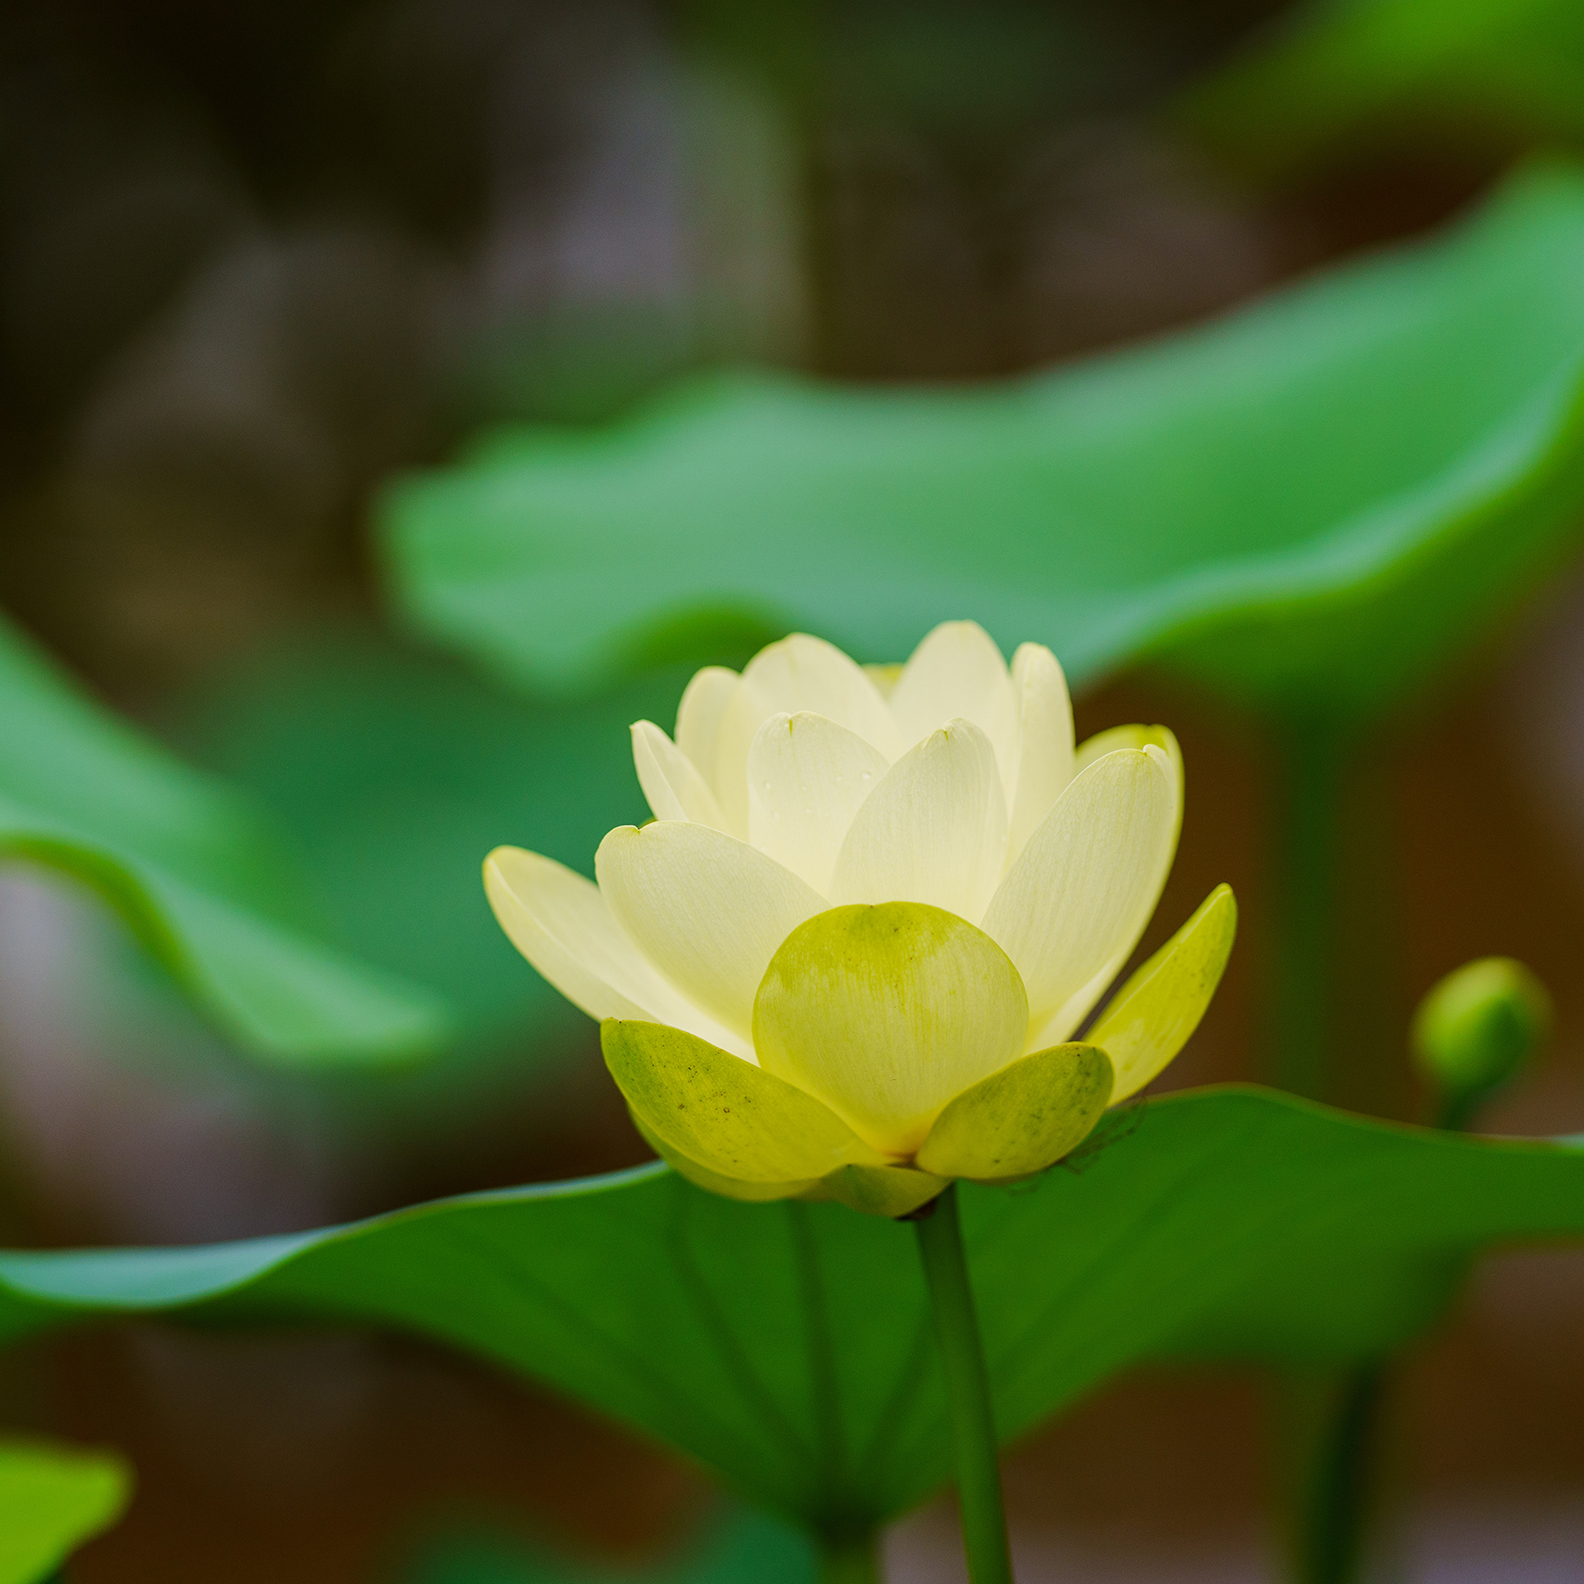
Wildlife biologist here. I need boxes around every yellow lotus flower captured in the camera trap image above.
[487,621,1235,1217]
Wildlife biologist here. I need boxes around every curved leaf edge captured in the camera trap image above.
[0,1085,1571,1313]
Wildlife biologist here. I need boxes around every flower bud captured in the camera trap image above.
[1411,957,1550,1129]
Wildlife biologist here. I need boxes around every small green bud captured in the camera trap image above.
[1411,957,1550,1128]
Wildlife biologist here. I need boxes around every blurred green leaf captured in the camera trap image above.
[0,1088,1578,1536]
[0,615,449,1067]
[167,633,692,1058]
[400,1506,815,1584]
[1182,0,1584,180]
[382,161,1584,725]
[0,1440,130,1584]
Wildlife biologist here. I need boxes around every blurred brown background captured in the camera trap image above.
[2,0,1583,1578]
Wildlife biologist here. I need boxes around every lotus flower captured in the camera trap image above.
[488,622,1234,1216]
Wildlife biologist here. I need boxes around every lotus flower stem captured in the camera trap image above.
[1288,1363,1388,1584]
[818,1533,882,1583]
[914,1184,1015,1584]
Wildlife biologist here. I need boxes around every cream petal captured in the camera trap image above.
[829,719,1008,923]
[595,821,826,1040]
[675,666,740,792]
[484,846,748,1057]
[864,662,904,698]
[712,635,904,834]
[1005,642,1075,865]
[887,621,1018,788]
[747,712,890,895]
[631,721,729,829]
[981,746,1179,1041]
[1075,725,1183,845]
[753,902,1029,1156]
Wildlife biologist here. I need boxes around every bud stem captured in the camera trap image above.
[914,1184,1015,1584]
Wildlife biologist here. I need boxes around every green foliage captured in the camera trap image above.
[1183,0,1584,180]
[0,1089,1579,1537]
[381,162,1584,726]
[400,1507,815,1584]
[168,633,692,1069]
[0,1440,130,1584]
[0,616,448,1067]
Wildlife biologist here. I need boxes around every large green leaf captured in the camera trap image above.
[0,615,448,1066]
[381,162,1584,725]
[0,1088,1577,1537]
[0,1440,130,1584]
[1183,0,1584,181]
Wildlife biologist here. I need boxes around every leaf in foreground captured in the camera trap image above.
[0,614,448,1067]
[0,1089,1578,1537]
[382,162,1584,726]
[0,1440,130,1584]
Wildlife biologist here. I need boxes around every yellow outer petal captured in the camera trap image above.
[753,902,1028,1156]
[1089,883,1237,1102]
[630,1112,816,1202]
[602,1018,887,1183]
[916,1043,1113,1182]
[809,1163,949,1218]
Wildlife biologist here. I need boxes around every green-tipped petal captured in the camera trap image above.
[916,1043,1113,1182]
[602,1019,887,1184]
[1089,884,1237,1102]
[630,1112,816,1202]
[810,1163,949,1218]
[753,902,1029,1156]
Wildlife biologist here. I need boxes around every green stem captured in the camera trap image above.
[1269,722,1395,1584]
[819,1531,881,1584]
[914,1185,1014,1584]
[1289,1364,1388,1584]
[1269,721,1343,1100]
[1269,721,1405,1114]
